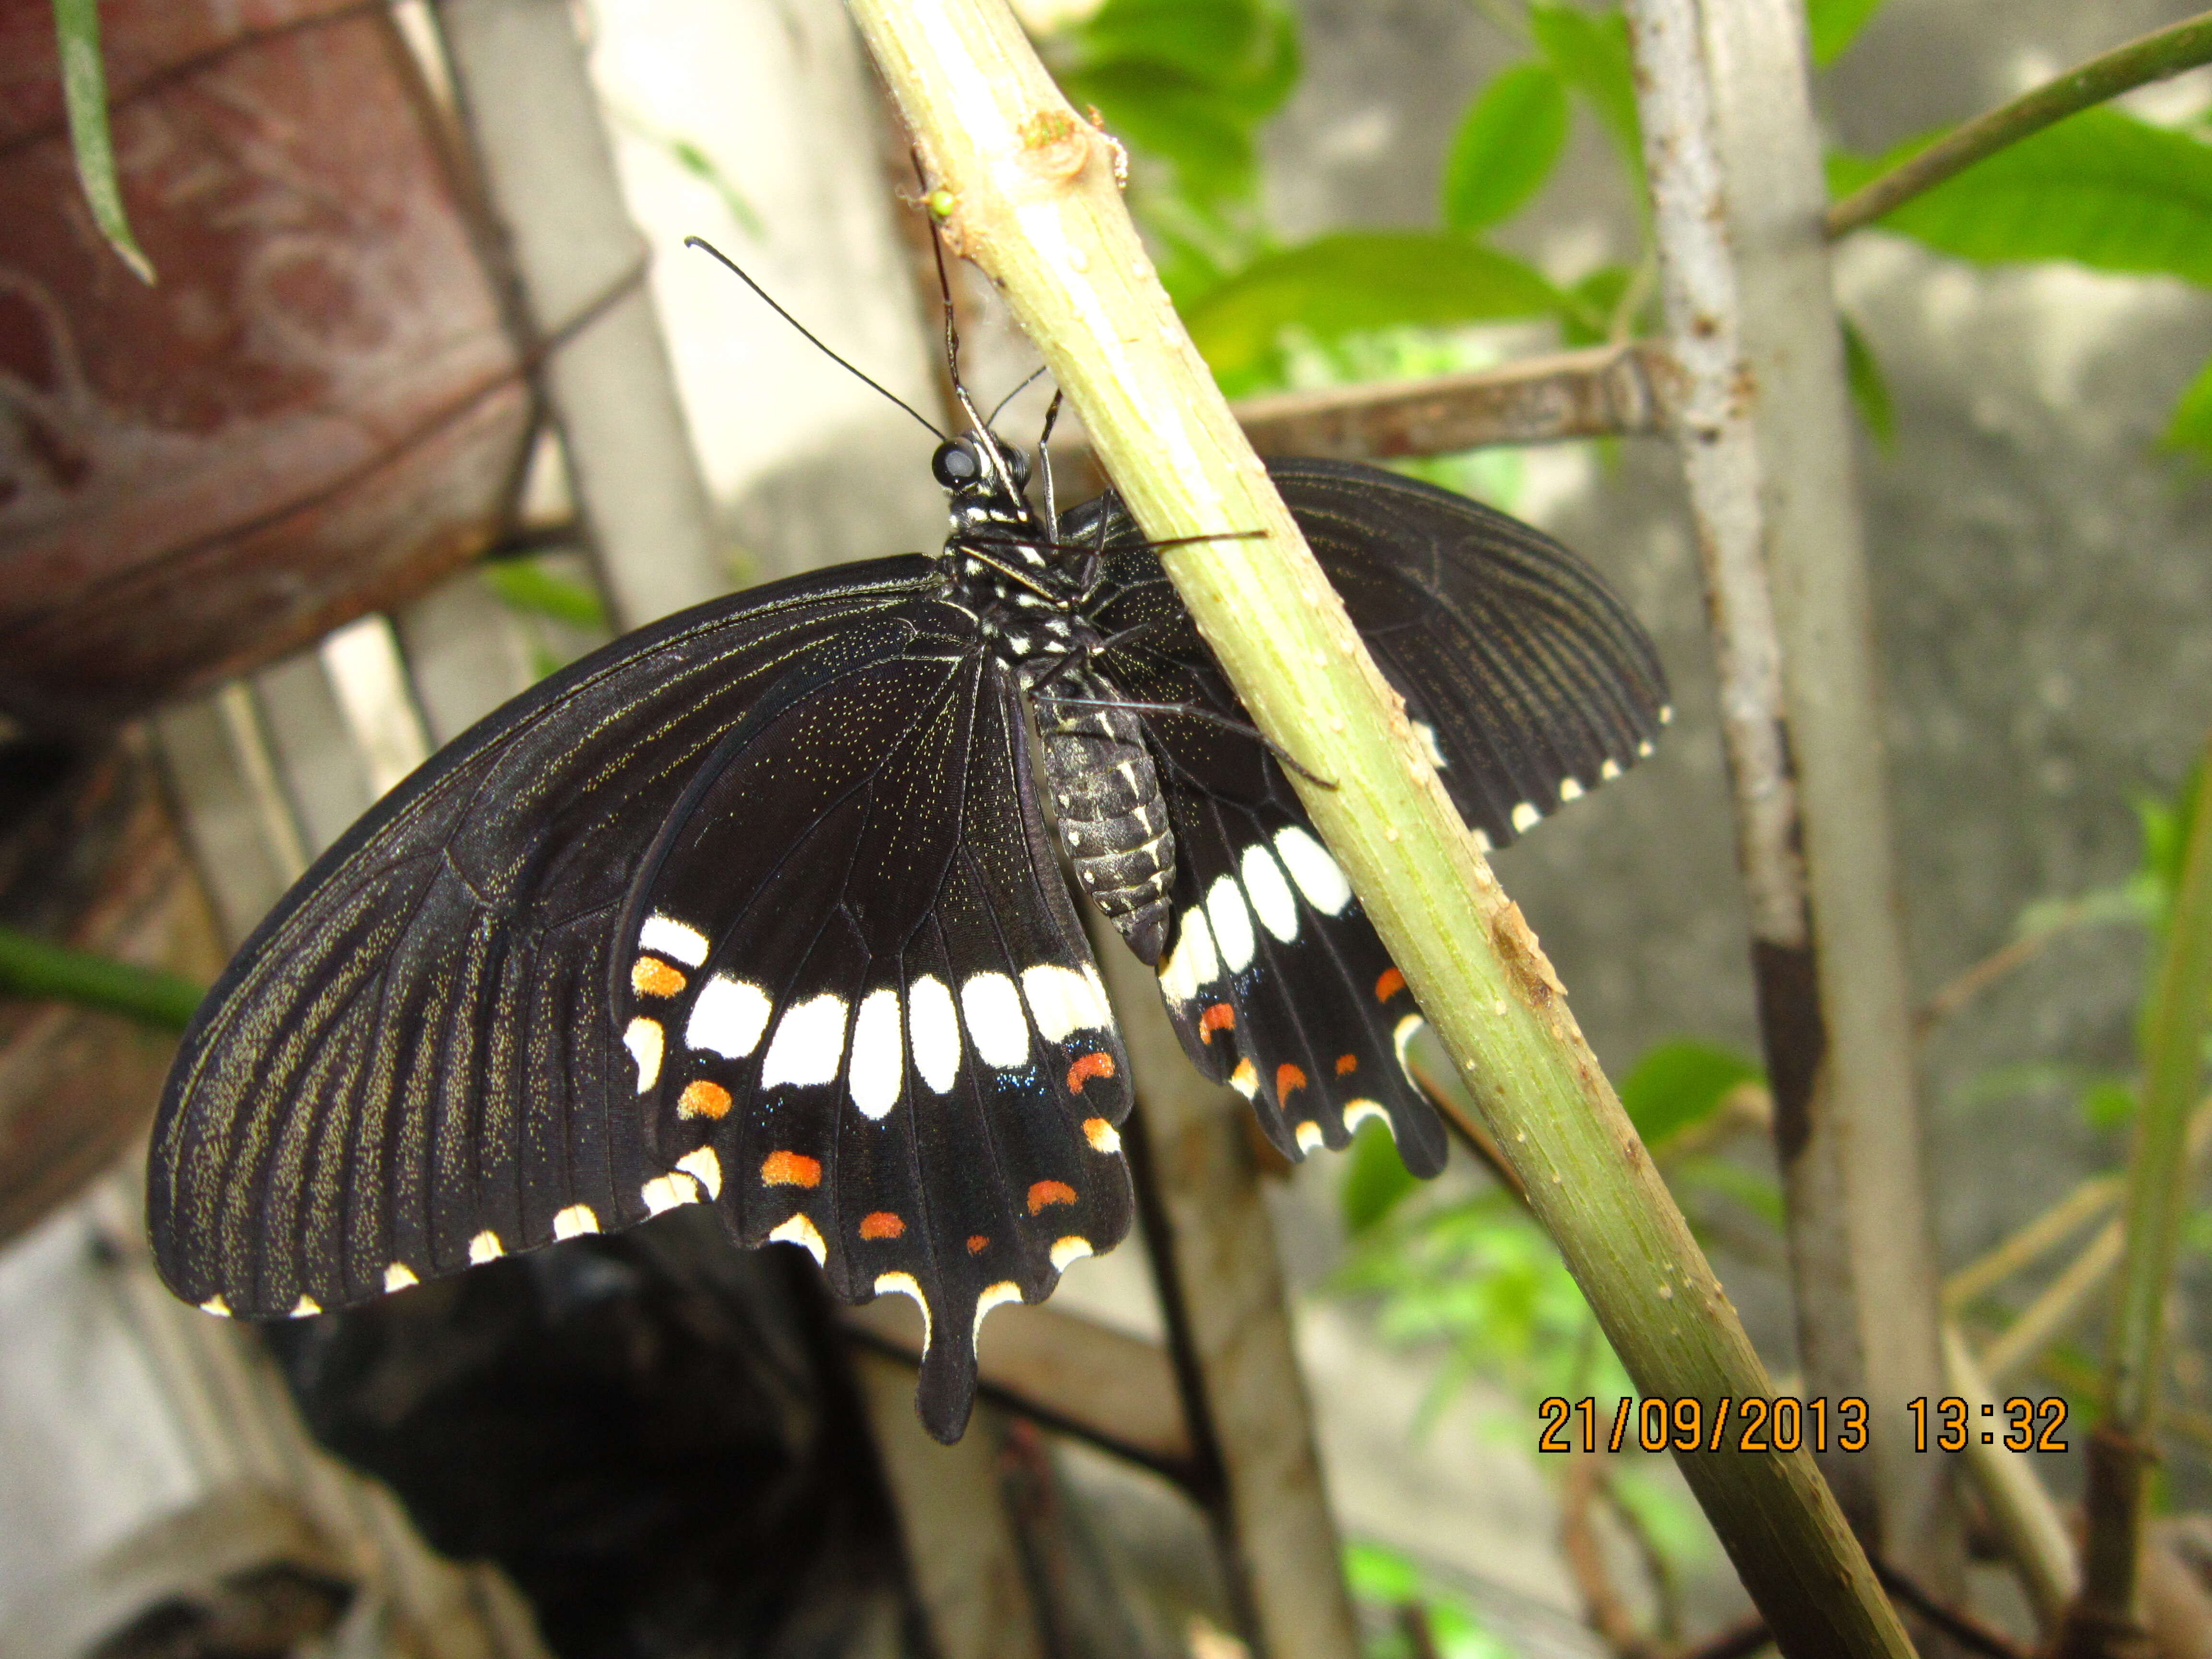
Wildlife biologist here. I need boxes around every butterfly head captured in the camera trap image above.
[933,430,1033,511]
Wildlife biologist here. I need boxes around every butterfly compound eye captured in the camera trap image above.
[932,441,979,488]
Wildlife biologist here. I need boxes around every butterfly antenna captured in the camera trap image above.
[1037,388,1064,528]
[986,363,1051,428]
[684,236,945,442]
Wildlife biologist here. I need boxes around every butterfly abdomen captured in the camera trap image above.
[1035,671,1174,965]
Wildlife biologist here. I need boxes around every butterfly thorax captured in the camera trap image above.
[931,429,1176,965]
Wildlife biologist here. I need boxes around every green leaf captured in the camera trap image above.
[2164,352,2212,462]
[482,558,610,631]
[1067,0,1298,120]
[1839,313,1897,448]
[1616,1038,1761,1149]
[51,0,154,283]
[1344,1541,1422,1604]
[1341,1117,1420,1233]
[2080,1077,2139,1131]
[1059,63,1257,204]
[1528,4,1642,180]
[1827,109,2212,288]
[1558,261,1635,347]
[1805,0,1887,67]
[1181,231,1565,390]
[1441,62,1569,232]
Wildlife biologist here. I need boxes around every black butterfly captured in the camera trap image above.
[148,395,1667,1443]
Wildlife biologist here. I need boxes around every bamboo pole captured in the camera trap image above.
[840,3,1910,1652]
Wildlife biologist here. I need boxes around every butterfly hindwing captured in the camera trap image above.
[614,647,1133,1441]
[1064,457,1668,1173]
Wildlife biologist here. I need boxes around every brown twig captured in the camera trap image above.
[1871,1559,2033,1659]
[1563,1449,1650,1658]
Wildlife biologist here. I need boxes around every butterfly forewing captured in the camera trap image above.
[149,560,939,1317]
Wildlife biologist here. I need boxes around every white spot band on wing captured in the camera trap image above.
[1020,963,1109,1043]
[686,975,771,1059]
[1158,908,1219,1004]
[973,1280,1023,1346]
[624,1017,663,1093]
[1050,1236,1094,1271]
[1239,844,1299,943]
[769,1214,826,1265]
[639,914,709,968]
[1393,1014,1426,1080]
[761,992,849,1089]
[468,1230,504,1263]
[875,1272,932,1356]
[1344,1099,1392,1137]
[677,1146,723,1199]
[641,1173,701,1214]
[1293,1121,1324,1153]
[909,975,962,1093]
[1206,875,1257,974]
[1510,801,1541,834]
[961,972,1030,1070]
[848,988,904,1119]
[1273,826,1351,915]
[553,1204,600,1239]
[383,1262,419,1293]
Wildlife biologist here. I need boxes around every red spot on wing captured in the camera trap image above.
[1199,1003,1236,1042]
[1026,1179,1078,1214]
[1374,967,1407,1003]
[1335,1053,1358,1075]
[1066,1051,1117,1092]
[859,1211,904,1240]
[760,1151,822,1188]
[631,958,687,998]
[679,1080,733,1120]
[1276,1064,1308,1099]
[966,1234,990,1255]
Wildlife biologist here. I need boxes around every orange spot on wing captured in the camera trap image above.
[1199,1003,1236,1042]
[1276,1064,1308,1099]
[1374,967,1407,1003]
[1082,1117,1121,1154]
[1027,1179,1078,1214]
[859,1211,905,1240]
[631,957,688,998]
[678,1080,732,1120]
[967,1234,991,1254]
[1066,1050,1117,1092]
[1335,1053,1358,1075]
[760,1150,822,1188]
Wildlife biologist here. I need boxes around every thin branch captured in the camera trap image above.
[2072,725,2212,1637]
[1871,1560,2032,1659]
[1944,1175,2122,1312]
[1826,10,2212,239]
[1941,1323,2079,1632]
[0,924,203,1030]
[1563,1449,1648,1658]
[846,3,1910,1652]
[1224,340,1668,459]
[1979,1222,2123,1384]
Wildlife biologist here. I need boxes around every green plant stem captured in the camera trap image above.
[842,3,1908,1653]
[1826,10,2212,239]
[50,0,154,283]
[0,924,203,1031]
[2075,728,2212,1632]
